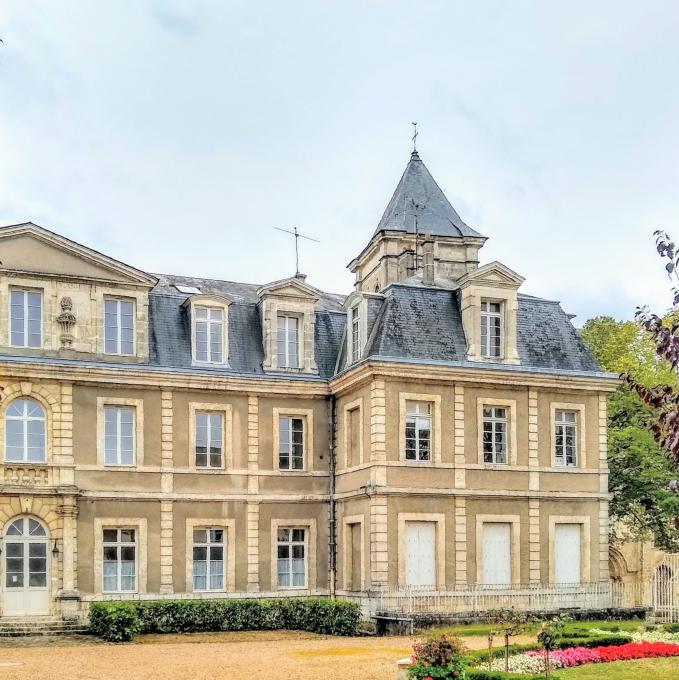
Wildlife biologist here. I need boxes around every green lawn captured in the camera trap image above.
[559,658,679,679]
[430,618,645,637]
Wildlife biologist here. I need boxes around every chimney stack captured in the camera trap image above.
[422,239,435,285]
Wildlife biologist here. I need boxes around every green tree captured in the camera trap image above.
[581,316,679,550]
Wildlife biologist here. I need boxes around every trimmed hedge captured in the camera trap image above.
[89,597,361,642]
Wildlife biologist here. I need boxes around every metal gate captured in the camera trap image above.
[652,554,679,623]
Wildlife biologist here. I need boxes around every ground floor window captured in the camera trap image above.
[103,528,137,592]
[277,527,306,588]
[193,527,225,591]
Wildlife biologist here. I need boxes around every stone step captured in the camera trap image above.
[0,629,89,638]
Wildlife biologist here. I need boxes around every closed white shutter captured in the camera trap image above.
[482,523,511,585]
[405,521,436,588]
[555,524,581,584]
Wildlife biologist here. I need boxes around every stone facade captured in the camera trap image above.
[0,152,616,621]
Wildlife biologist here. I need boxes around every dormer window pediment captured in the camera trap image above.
[458,261,524,365]
[183,294,231,366]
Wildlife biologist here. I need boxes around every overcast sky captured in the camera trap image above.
[1,1,679,322]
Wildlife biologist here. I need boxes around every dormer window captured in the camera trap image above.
[194,306,223,363]
[480,300,503,359]
[277,315,299,369]
[350,306,361,363]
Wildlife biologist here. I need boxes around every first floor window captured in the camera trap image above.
[193,528,225,591]
[10,289,42,348]
[5,398,46,463]
[405,401,431,461]
[555,410,577,467]
[277,527,306,588]
[279,417,304,470]
[104,298,135,355]
[277,315,299,368]
[481,300,502,358]
[483,406,507,464]
[104,406,135,465]
[195,412,223,468]
[103,528,136,592]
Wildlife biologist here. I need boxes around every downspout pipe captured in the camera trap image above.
[328,394,338,598]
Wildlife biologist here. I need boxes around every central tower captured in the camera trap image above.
[348,150,486,291]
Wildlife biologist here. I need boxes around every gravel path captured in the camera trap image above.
[0,630,537,679]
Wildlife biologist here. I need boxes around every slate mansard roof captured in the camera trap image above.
[146,274,601,380]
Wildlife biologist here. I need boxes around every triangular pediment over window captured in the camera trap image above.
[257,276,320,301]
[457,261,525,289]
[0,222,157,288]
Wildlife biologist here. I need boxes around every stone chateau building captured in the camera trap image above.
[0,150,616,621]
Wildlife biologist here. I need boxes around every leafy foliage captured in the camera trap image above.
[408,633,467,679]
[581,316,679,550]
[89,597,360,642]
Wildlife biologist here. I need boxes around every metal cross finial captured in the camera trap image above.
[411,121,418,152]
[274,226,320,277]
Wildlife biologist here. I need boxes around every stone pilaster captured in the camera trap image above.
[598,500,610,581]
[369,495,388,587]
[248,396,259,494]
[247,501,260,592]
[453,384,465,488]
[56,383,75,486]
[598,395,610,581]
[528,498,541,583]
[454,496,467,585]
[159,501,174,594]
[370,379,386,486]
[528,389,539,491]
[160,391,174,493]
[57,498,80,620]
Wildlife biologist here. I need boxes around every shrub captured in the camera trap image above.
[89,601,140,642]
[408,633,466,679]
[89,597,360,641]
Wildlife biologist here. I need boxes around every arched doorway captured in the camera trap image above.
[3,516,50,616]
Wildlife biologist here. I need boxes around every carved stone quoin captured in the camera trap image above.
[56,296,77,348]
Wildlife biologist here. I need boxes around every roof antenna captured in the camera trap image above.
[411,121,418,153]
[274,226,320,278]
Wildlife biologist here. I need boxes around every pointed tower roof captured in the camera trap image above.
[374,151,485,239]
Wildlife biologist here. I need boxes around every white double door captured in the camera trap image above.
[405,521,436,588]
[554,523,582,585]
[3,517,50,616]
[482,522,512,586]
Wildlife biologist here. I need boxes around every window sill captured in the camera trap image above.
[277,586,310,592]
[481,463,511,469]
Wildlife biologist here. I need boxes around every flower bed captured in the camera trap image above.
[482,640,679,674]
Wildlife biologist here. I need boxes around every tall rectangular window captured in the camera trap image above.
[10,289,42,348]
[480,301,502,358]
[195,412,223,468]
[104,406,135,465]
[483,406,507,464]
[195,306,223,363]
[405,401,431,461]
[350,306,361,363]
[102,528,136,592]
[277,527,306,588]
[277,315,299,368]
[104,299,135,355]
[279,416,304,470]
[193,528,224,591]
[555,410,577,467]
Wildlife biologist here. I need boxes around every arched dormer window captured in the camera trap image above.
[183,294,231,366]
[5,398,46,463]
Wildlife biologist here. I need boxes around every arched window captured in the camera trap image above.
[5,399,46,463]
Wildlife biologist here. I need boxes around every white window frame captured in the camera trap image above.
[554,409,578,467]
[350,305,361,363]
[278,416,305,471]
[276,314,300,369]
[103,405,136,466]
[480,300,503,359]
[193,305,225,364]
[9,288,43,349]
[404,400,432,462]
[276,526,308,589]
[101,527,137,593]
[194,411,224,469]
[104,298,136,355]
[192,527,226,592]
[551,402,587,468]
[4,398,47,463]
[482,406,508,464]
[96,398,144,468]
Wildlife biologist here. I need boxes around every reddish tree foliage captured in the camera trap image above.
[624,231,679,465]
